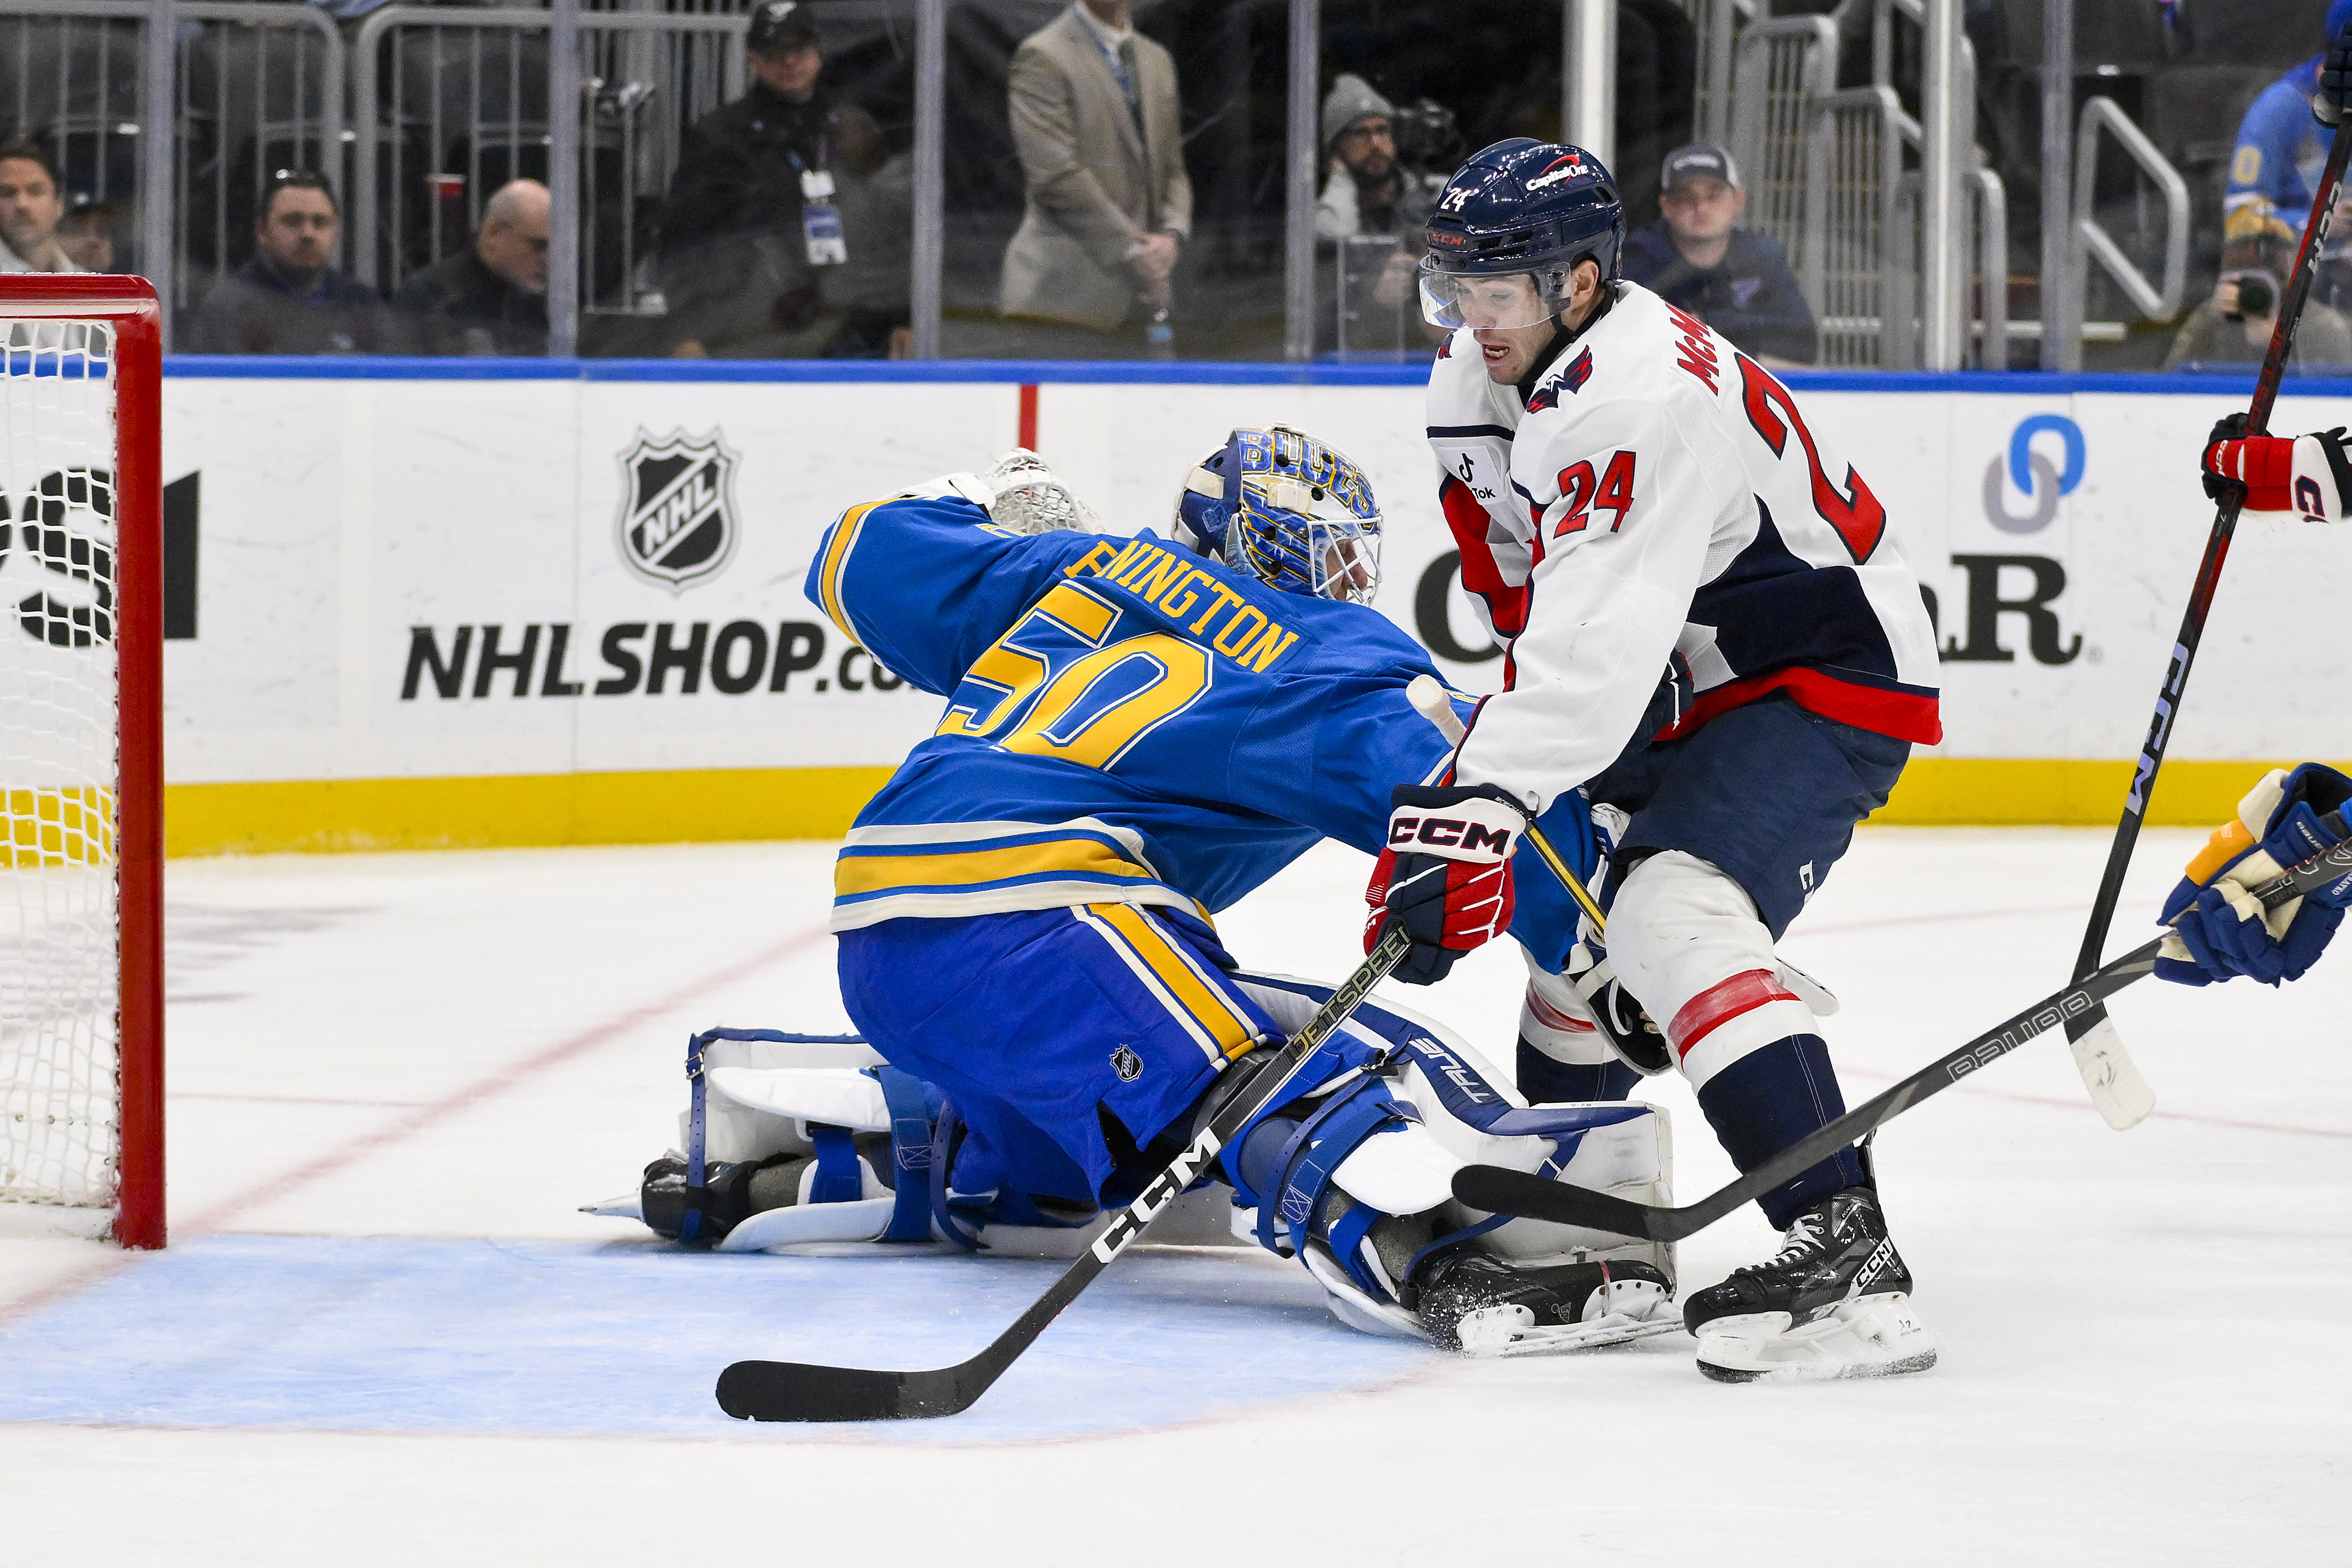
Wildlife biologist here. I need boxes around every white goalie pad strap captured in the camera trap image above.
[719,1193,897,1252]
[1297,1238,1425,1340]
[705,1065,893,1133]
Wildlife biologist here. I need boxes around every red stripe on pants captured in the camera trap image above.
[1667,969,1801,1060]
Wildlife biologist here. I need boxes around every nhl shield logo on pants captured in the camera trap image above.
[616,428,740,590]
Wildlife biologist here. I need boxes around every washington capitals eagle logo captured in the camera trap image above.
[615,428,741,591]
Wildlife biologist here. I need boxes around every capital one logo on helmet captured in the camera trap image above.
[1524,153,1587,192]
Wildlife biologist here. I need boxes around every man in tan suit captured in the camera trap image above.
[999,0,1191,349]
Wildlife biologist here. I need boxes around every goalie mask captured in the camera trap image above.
[1171,426,1382,604]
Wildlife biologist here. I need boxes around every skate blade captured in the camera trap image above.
[1696,1347,1939,1384]
[1472,1316,1687,1359]
[1692,1294,1935,1382]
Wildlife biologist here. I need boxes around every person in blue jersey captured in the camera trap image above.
[2222,0,2352,265]
[640,434,1687,1355]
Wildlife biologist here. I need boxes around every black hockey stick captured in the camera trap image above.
[714,922,1413,1422]
[2060,124,2352,1130]
[1453,816,2352,1244]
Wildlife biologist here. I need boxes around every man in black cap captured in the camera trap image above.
[653,0,903,357]
[1620,142,1816,367]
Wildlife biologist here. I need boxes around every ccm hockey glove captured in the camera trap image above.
[1365,783,1528,985]
[2156,763,2352,987]
[2200,412,2352,521]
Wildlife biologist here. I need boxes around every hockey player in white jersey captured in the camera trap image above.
[1361,139,1942,1381]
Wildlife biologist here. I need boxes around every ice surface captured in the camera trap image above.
[0,830,2345,1564]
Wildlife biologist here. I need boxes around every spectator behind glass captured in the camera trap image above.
[1621,143,1817,367]
[2221,0,2352,268]
[1317,75,1403,239]
[654,0,903,359]
[56,199,115,272]
[183,171,391,354]
[392,179,550,356]
[998,0,1191,356]
[0,136,78,274]
[2165,249,2352,369]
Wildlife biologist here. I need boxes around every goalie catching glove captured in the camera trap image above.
[2157,763,2352,987]
[2199,413,2352,523]
[1364,782,1527,985]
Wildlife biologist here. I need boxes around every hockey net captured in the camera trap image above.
[0,277,163,1247]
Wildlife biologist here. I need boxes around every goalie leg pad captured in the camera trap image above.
[1219,974,1677,1339]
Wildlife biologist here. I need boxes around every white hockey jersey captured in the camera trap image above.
[1425,281,1942,812]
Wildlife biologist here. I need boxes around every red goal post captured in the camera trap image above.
[0,275,163,1249]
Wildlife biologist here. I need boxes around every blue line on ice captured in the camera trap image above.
[0,1236,1433,1442]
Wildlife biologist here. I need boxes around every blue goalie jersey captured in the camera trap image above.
[805,490,1595,962]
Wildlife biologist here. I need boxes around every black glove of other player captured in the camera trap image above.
[1363,782,1528,985]
[2200,412,2250,505]
[2319,18,2352,128]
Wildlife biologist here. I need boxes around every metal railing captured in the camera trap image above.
[0,0,345,330]
[351,4,748,349]
[1680,0,1755,147]
[1805,86,1904,368]
[0,0,2055,368]
[1728,15,1838,271]
[2073,94,2189,327]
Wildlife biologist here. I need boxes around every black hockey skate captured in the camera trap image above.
[1415,1252,1679,1357]
[1681,1185,1936,1381]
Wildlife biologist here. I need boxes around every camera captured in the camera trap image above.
[1390,98,1462,179]
[2224,269,2279,322]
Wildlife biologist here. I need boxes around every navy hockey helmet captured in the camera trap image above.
[1420,138,1624,330]
[1172,426,1381,605]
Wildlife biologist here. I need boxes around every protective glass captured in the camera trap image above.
[1418,263,1562,331]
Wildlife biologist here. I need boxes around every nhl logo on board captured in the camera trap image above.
[615,428,740,591]
[1110,1046,1144,1082]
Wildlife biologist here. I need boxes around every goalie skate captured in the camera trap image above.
[1421,1254,1682,1358]
[1455,1268,1687,1358]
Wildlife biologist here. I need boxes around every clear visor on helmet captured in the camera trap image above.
[1235,474,1383,606]
[1418,262,1567,331]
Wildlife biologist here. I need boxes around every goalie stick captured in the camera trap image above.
[714,921,1414,1422]
[2061,123,2352,1133]
[1452,812,2352,1243]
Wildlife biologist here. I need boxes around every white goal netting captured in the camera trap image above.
[0,319,125,1215]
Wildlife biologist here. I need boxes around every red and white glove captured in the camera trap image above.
[2201,413,2352,522]
[1363,783,1527,986]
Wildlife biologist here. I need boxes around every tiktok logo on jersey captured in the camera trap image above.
[615,428,740,591]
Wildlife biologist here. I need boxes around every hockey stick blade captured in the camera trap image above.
[715,923,1414,1422]
[1454,816,2352,1241]
[2064,1013,2156,1131]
